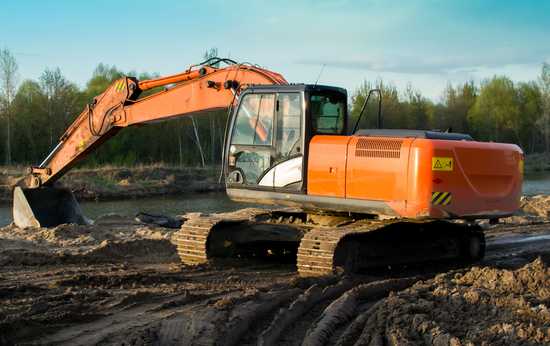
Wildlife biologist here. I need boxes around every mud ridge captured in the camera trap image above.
[302,277,419,346]
[259,279,354,346]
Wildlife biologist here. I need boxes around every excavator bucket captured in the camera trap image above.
[13,186,90,228]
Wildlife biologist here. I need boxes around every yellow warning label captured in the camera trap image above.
[432,157,453,171]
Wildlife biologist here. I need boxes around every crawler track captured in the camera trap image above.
[176,210,486,276]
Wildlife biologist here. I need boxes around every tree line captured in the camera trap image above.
[351,63,550,154]
[0,47,549,168]
[0,48,227,167]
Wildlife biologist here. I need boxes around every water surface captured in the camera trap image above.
[523,172,550,196]
[0,192,249,227]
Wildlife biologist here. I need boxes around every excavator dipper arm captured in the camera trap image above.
[14,61,286,227]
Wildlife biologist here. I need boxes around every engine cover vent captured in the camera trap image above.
[355,138,402,158]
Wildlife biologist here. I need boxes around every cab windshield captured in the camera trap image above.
[310,92,346,135]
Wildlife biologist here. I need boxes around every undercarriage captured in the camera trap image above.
[174,209,485,276]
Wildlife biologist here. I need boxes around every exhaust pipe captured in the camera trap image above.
[13,186,91,228]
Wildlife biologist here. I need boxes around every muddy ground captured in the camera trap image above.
[0,202,550,345]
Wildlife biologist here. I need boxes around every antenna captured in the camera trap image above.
[314,64,326,87]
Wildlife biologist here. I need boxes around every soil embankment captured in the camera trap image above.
[0,196,549,345]
[0,165,223,204]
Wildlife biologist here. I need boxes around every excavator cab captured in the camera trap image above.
[225,84,347,200]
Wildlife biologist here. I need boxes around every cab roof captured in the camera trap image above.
[245,84,347,95]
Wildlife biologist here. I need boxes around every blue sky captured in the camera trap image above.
[1,0,549,100]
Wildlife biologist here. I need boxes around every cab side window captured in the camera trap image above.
[310,94,345,135]
[232,94,275,146]
[276,93,302,161]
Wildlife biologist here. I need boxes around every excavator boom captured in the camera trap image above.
[14,60,286,227]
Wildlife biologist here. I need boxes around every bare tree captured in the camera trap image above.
[39,67,80,148]
[539,62,550,153]
[203,47,219,66]
[190,116,206,167]
[0,48,18,165]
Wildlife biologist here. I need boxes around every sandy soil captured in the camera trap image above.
[0,200,549,345]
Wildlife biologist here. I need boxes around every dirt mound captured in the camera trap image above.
[521,195,550,218]
[359,258,550,345]
[498,195,550,225]
[0,215,178,266]
[79,239,177,263]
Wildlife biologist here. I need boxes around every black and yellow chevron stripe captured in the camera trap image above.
[114,80,125,92]
[432,191,452,206]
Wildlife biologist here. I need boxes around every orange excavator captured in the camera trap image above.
[13,58,523,276]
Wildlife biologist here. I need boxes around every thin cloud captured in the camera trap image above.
[296,59,452,74]
[297,53,549,75]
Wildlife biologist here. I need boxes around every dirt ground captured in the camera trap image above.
[0,200,550,345]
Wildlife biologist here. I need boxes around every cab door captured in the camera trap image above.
[259,93,303,191]
[226,92,303,191]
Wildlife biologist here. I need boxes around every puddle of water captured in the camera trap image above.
[0,206,9,227]
[490,234,550,246]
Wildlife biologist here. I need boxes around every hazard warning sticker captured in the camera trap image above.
[432,191,452,206]
[432,157,453,171]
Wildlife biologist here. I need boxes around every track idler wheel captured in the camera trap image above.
[460,229,486,262]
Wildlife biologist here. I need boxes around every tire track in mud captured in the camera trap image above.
[258,278,352,346]
[67,276,305,345]
[94,276,410,346]
[301,277,420,346]
[38,291,206,345]
[0,261,305,345]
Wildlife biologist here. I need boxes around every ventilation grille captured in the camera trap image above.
[355,138,403,159]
